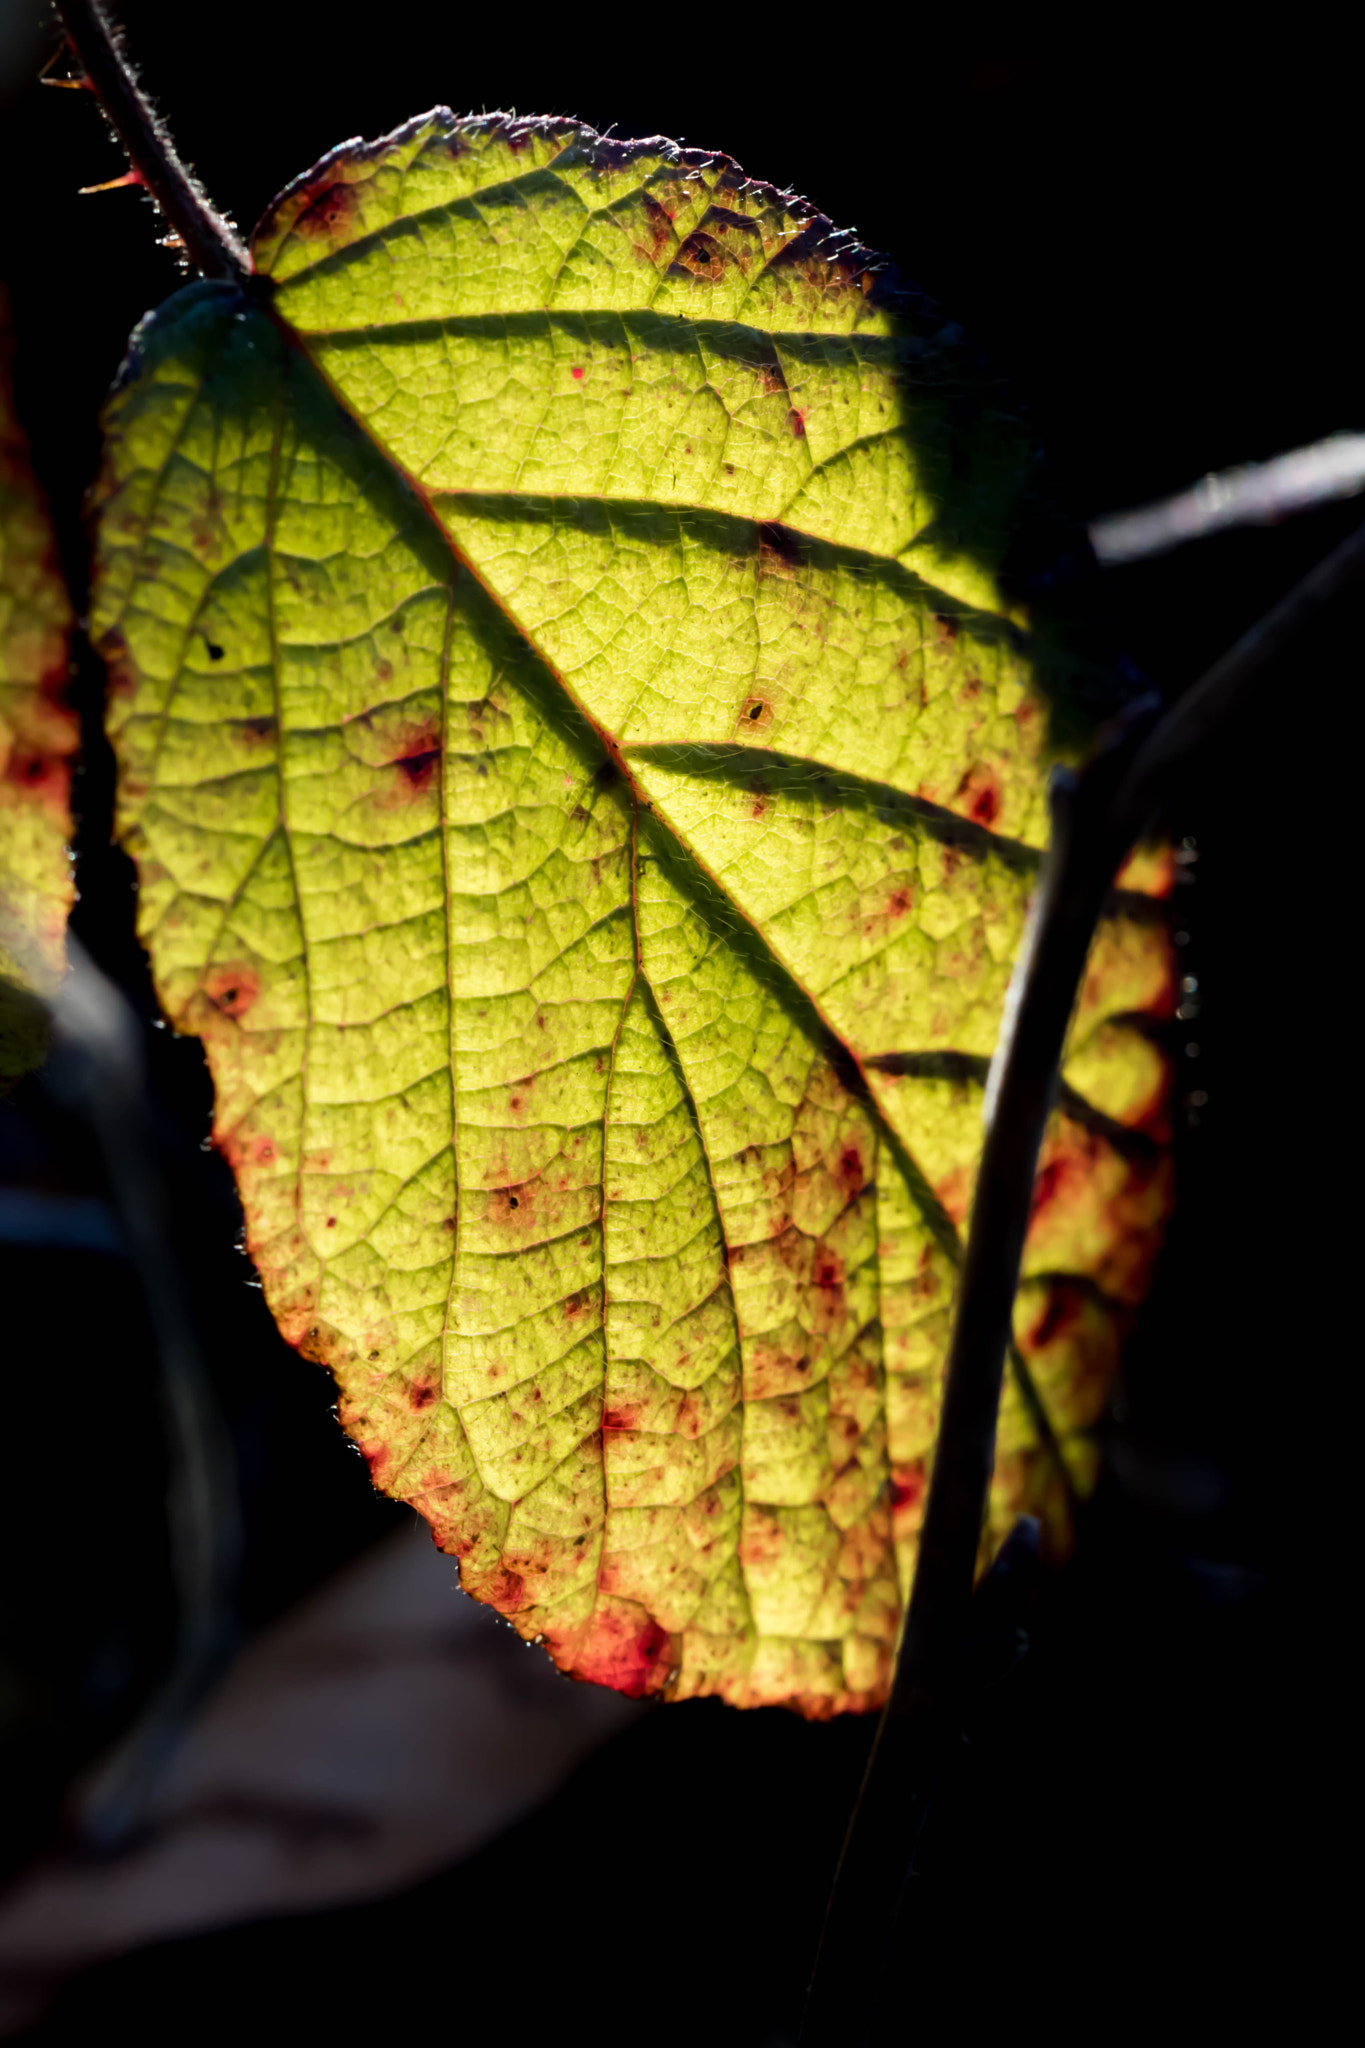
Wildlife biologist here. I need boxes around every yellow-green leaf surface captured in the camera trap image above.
[93,116,1175,1713]
[0,300,76,1083]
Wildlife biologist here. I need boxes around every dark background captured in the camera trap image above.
[0,5,1351,2039]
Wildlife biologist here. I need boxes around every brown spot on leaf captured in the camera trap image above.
[757,521,802,570]
[395,746,439,791]
[669,231,726,283]
[1027,1284,1079,1351]
[294,180,360,240]
[837,1144,866,1191]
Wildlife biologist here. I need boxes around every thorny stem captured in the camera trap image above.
[800,514,1365,2046]
[49,0,250,282]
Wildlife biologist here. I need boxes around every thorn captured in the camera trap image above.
[38,38,90,87]
[78,170,145,195]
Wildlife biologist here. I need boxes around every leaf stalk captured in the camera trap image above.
[801,514,1365,2045]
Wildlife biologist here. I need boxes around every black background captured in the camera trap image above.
[0,6,1351,2040]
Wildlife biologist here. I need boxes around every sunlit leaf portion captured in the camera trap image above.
[94,117,1174,1712]
[0,303,75,1083]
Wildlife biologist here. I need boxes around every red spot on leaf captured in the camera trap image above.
[203,964,259,1019]
[574,1603,675,1698]
[3,746,69,814]
[891,1466,926,1515]
[571,365,585,380]
[812,1250,845,1296]
[789,408,807,438]
[954,763,1002,828]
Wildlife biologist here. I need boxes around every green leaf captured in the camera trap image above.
[92,115,1175,1712]
[0,297,76,1084]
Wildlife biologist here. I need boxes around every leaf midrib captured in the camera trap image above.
[254,292,1020,1271]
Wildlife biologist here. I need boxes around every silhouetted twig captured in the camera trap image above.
[1090,431,1365,563]
[48,0,250,281]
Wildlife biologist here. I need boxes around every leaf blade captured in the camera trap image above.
[0,298,76,1082]
[94,119,1176,1712]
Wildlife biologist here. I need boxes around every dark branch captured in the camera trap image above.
[50,0,250,282]
[801,517,1365,2045]
[1115,512,1365,811]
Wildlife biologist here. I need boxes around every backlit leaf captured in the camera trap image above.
[93,116,1175,1712]
[0,297,76,1083]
